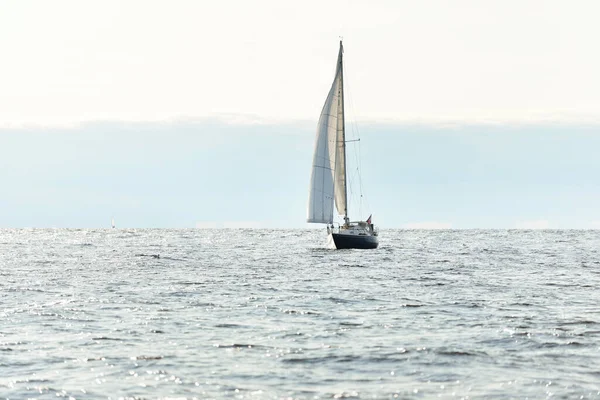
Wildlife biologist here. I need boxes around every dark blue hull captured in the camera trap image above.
[332,233,379,249]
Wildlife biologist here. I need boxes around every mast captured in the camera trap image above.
[339,40,349,225]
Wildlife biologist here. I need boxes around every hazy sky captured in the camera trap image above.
[1,1,599,228]
[2,0,599,125]
[1,120,599,229]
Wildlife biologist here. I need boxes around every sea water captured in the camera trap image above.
[1,229,600,399]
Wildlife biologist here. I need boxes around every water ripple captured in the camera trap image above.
[1,228,599,398]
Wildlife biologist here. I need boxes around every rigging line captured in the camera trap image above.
[350,169,362,218]
[342,55,369,218]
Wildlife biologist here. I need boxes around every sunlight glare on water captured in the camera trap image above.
[1,228,600,399]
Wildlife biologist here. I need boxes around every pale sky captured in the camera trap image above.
[1,0,599,126]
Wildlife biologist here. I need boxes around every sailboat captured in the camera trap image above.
[111,217,115,229]
[307,41,379,249]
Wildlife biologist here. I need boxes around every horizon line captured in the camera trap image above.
[1,227,599,230]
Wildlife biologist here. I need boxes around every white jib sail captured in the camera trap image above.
[307,43,345,224]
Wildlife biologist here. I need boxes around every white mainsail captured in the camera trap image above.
[307,42,348,224]
[333,47,347,222]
